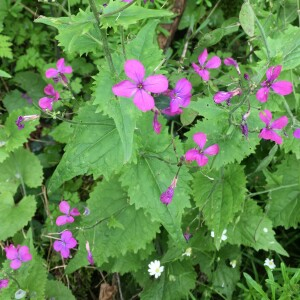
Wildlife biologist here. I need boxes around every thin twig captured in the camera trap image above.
[116,273,124,300]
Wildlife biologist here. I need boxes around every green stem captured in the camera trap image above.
[88,0,115,74]
[120,26,127,60]
[247,184,298,197]
[254,15,270,61]
[101,0,137,18]
[283,97,297,126]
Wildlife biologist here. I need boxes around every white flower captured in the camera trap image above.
[182,247,192,257]
[211,229,227,241]
[264,258,276,270]
[148,260,164,279]
[230,260,237,268]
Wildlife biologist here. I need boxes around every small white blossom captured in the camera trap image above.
[230,260,237,268]
[148,260,164,279]
[182,247,192,257]
[211,229,227,241]
[263,228,268,233]
[264,258,276,270]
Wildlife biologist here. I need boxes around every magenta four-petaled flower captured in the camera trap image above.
[259,110,288,144]
[0,279,9,290]
[53,230,77,258]
[152,111,162,134]
[5,244,32,270]
[224,57,241,75]
[46,58,73,84]
[185,133,219,167]
[160,177,178,205]
[56,200,80,226]
[256,65,293,102]
[294,128,300,138]
[162,78,192,115]
[213,88,241,105]
[192,49,221,81]
[86,241,94,265]
[112,60,168,112]
[38,84,60,111]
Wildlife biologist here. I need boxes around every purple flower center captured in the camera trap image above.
[137,83,143,89]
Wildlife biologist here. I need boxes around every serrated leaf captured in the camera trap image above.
[45,280,75,300]
[48,104,123,192]
[193,164,246,249]
[228,200,288,256]
[180,108,198,126]
[0,148,43,195]
[0,34,12,58]
[120,114,192,244]
[49,122,74,144]
[239,2,255,37]
[102,2,173,29]
[265,154,300,229]
[139,260,196,300]
[66,177,160,273]
[0,193,36,241]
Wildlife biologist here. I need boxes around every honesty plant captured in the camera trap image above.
[259,110,288,144]
[5,245,32,270]
[53,230,77,258]
[192,48,221,81]
[112,59,168,112]
[256,65,293,102]
[45,58,73,84]
[15,114,39,130]
[213,88,241,105]
[160,177,178,205]
[0,279,9,290]
[224,57,241,75]
[56,200,80,226]
[38,84,60,111]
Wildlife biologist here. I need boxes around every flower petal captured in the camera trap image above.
[185,149,199,161]
[161,107,182,116]
[198,49,208,66]
[124,59,145,83]
[259,128,283,144]
[10,259,22,270]
[224,57,238,67]
[39,97,53,111]
[271,81,293,96]
[133,89,155,112]
[59,201,70,214]
[196,154,209,166]
[256,87,270,102]
[5,245,18,260]
[174,78,192,97]
[18,246,32,262]
[143,75,169,93]
[266,65,282,82]
[205,56,221,69]
[60,247,70,258]
[271,116,288,130]
[112,80,137,98]
[169,98,182,112]
[204,144,219,156]
[66,237,77,249]
[56,215,71,226]
[293,128,300,138]
[198,69,210,81]
[44,84,55,96]
[61,230,73,243]
[57,58,72,74]
[259,110,272,126]
[45,68,59,78]
[53,241,64,252]
[213,91,233,103]
[193,132,207,149]
[70,208,80,216]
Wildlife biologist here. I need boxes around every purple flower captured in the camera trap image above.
[240,123,249,138]
[122,0,153,2]
[192,49,221,81]
[45,58,72,84]
[38,84,60,111]
[162,78,192,115]
[152,111,162,134]
[0,279,8,290]
[15,114,39,130]
[185,132,219,167]
[112,60,168,112]
[259,110,288,144]
[256,65,293,102]
[85,241,94,265]
[183,232,192,242]
[213,88,241,105]
[160,177,177,205]
[53,230,77,258]
[244,73,250,80]
[56,200,80,226]
[224,57,241,75]
[5,245,32,270]
[293,128,300,138]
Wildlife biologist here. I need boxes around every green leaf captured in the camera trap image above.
[48,104,123,192]
[228,200,288,256]
[0,34,12,58]
[120,114,192,244]
[139,261,196,300]
[0,193,36,241]
[45,280,75,300]
[49,122,74,144]
[243,273,269,299]
[239,2,255,37]
[0,69,11,78]
[192,164,246,249]
[66,177,160,273]
[0,108,40,152]
[0,148,43,195]
[180,108,198,126]
[265,154,300,229]
[102,2,173,29]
